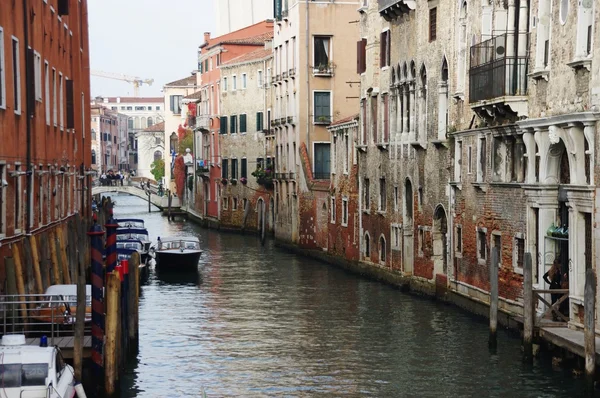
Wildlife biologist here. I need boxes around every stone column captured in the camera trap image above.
[402,84,408,140]
[437,81,448,140]
[534,127,550,183]
[583,122,595,185]
[409,82,416,142]
[522,130,536,183]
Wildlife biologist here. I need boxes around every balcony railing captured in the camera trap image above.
[469,34,528,103]
[282,71,288,80]
[287,116,295,125]
[196,115,211,130]
[289,68,296,78]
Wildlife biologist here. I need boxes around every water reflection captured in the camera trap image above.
[109,194,585,397]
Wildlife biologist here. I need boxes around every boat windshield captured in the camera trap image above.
[43,294,91,308]
[117,233,148,241]
[0,363,48,387]
[161,240,199,250]
[116,242,143,250]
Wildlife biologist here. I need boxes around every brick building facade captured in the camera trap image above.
[0,0,91,289]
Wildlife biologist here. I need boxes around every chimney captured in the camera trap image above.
[204,32,211,43]
[116,97,121,103]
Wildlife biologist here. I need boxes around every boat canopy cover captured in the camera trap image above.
[43,285,92,307]
[116,240,144,251]
[116,218,145,228]
[158,236,200,244]
[158,239,201,250]
[117,228,149,241]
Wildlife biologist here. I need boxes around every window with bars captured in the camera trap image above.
[429,8,437,42]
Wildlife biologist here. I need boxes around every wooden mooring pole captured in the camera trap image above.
[523,252,534,363]
[489,247,499,349]
[147,188,151,213]
[104,271,121,396]
[168,190,173,221]
[128,252,140,353]
[584,268,596,389]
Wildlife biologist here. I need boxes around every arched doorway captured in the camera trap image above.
[433,205,448,277]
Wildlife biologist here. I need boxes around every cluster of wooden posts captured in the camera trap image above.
[487,248,597,390]
[93,197,140,396]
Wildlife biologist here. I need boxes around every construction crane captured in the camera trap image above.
[91,70,154,97]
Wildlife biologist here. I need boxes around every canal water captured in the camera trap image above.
[111,195,585,397]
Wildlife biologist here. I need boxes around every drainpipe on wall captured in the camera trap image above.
[23,0,33,235]
[305,0,310,154]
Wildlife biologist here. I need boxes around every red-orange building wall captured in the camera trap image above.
[0,0,91,241]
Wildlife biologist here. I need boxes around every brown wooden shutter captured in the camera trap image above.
[66,79,74,129]
[384,95,389,143]
[361,39,367,73]
[379,33,385,68]
[386,31,391,67]
[357,41,362,74]
[58,0,70,16]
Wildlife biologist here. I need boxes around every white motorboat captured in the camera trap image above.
[0,334,78,398]
[151,237,203,272]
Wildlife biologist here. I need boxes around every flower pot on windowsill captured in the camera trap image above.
[230,179,237,185]
[221,178,228,185]
[240,177,248,185]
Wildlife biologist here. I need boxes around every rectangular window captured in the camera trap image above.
[222,197,228,210]
[456,141,463,181]
[241,158,247,178]
[258,70,263,87]
[230,115,237,134]
[266,68,271,86]
[330,196,336,223]
[429,8,437,42]
[242,73,247,89]
[357,38,367,74]
[170,95,182,114]
[361,99,367,144]
[313,143,331,179]
[344,135,350,174]
[232,75,237,91]
[219,116,228,134]
[379,178,386,211]
[59,73,63,128]
[314,91,331,124]
[467,146,472,174]
[418,228,425,256]
[363,178,370,209]
[0,27,5,109]
[456,226,463,253]
[240,114,247,133]
[12,37,21,114]
[342,197,348,226]
[394,186,398,211]
[478,229,487,261]
[256,111,263,131]
[44,61,49,124]
[0,164,5,236]
[382,94,389,142]
[223,77,228,91]
[231,159,238,180]
[587,25,593,55]
[14,165,21,231]
[222,159,229,179]
[65,79,74,129]
[33,51,42,102]
[313,36,331,71]
[370,95,378,143]
[232,197,238,211]
[392,225,401,249]
[514,235,525,271]
[379,30,390,68]
[543,39,549,67]
[478,137,486,182]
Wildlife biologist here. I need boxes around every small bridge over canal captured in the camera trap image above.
[92,184,180,211]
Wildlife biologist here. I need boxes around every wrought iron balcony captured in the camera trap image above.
[289,68,296,78]
[379,0,416,21]
[468,34,528,118]
[282,71,288,80]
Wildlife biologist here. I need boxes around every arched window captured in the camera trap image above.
[364,233,371,259]
[438,57,449,140]
[379,235,386,263]
[91,150,96,165]
[457,1,468,94]
[148,117,154,127]
[154,150,162,162]
[169,132,178,153]
[418,64,427,142]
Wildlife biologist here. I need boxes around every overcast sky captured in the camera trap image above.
[88,0,214,98]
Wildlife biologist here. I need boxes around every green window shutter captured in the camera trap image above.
[230,115,237,134]
[240,114,247,133]
[256,112,263,131]
[220,117,227,134]
[314,92,331,122]
[241,158,247,178]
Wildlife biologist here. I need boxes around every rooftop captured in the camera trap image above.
[100,97,163,104]
[222,48,273,67]
[330,114,360,127]
[143,121,165,133]
[184,91,202,100]
[165,75,197,87]
[204,31,274,51]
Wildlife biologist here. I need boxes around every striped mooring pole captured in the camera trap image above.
[87,214,105,376]
[105,206,118,274]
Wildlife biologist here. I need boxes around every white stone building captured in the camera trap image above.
[215,0,274,36]
[137,122,165,181]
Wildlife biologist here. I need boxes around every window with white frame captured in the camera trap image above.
[59,73,64,129]
[455,141,462,181]
[467,145,472,174]
[455,225,463,254]
[513,233,525,273]
[391,224,401,250]
[0,27,5,109]
[331,136,337,174]
[364,232,371,259]
[14,164,22,232]
[313,36,332,73]
[342,197,348,226]
[44,61,50,124]
[535,0,552,69]
[0,163,5,236]
[34,51,42,102]
[242,73,247,89]
[330,196,335,223]
[266,68,271,86]
[223,77,228,91]
[12,37,21,114]
[344,134,349,174]
[232,197,238,211]
[477,227,487,262]
[232,75,237,91]
[222,196,228,210]
[257,70,263,87]
[313,91,331,124]
[575,0,594,59]
[52,68,57,126]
